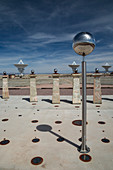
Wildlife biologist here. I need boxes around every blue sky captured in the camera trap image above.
[0,0,113,73]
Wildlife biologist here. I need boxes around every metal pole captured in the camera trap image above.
[78,58,90,153]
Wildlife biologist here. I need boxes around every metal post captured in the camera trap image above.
[78,59,90,153]
[72,32,95,153]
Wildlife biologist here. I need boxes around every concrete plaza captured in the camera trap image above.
[0,95,113,170]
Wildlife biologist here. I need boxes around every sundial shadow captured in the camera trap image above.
[86,100,93,104]
[81,99,93,104]
[41,99,52,104]
[36,124,80,149]
[60,99,72,104]
[22,98,30,102]
[37,124,52,132]
[102,97,113,102]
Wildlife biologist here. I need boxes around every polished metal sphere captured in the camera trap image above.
[74,68,78,74]
[31,69,35,74]
[73,32,96,56]
[95,68,99,73]
[3,71,6,75]
[54,68,58,74]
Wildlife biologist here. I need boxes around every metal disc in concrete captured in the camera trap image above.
[101,138,110,143]
[31,120,38,123]
[0,139,10,145]
[55,121,62,124]
[2,119,9,122]
[79,154,92,162]
[98,121,106,124]
[31,157,43,165]
[32,138,40,143]
[57,137,65,142]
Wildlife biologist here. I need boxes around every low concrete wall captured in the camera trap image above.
[0,74,113,87]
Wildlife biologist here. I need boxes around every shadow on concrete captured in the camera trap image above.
[86,100,93,104]
[102,97,113,101]
[36,124,80,149]
[41,99,52,104]
[60,99,72,104]
[81,99,93,104]
[37,124,52,132]
[22,98,30,102]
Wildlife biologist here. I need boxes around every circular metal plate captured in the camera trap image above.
[55,121,62,124]
[57,137,65,142]
[0,139,10,145]
[31,120,38,123]
[98,121,106,124]
[2,119,9,122]
[101,138,110,143]
[18,115,22,117]
[72,120,82,126]
[32,138,40,143]
[79,154,92,162]
[31,156,43,165]
[72,120,88,126]
[97,111,100,113]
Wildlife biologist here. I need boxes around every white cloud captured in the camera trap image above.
[28,32,76,45]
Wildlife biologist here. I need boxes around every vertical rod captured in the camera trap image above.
[81,60,87,151]
[78,60,90,153]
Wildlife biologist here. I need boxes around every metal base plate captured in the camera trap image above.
[78,144,90,153]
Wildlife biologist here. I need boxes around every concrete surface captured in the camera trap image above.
[0,95,113,170]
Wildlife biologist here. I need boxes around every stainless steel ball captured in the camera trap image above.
[95,68,99,73]
[3,71,6,75]
[54,68,58,74]
[31,69,35,74]
[74,68,78,73]
[73,32,96,56]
